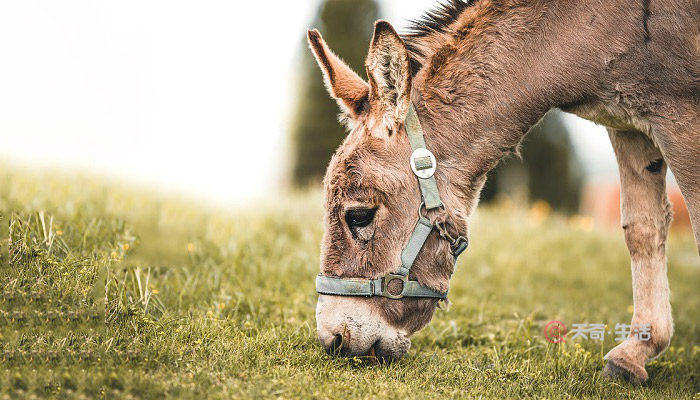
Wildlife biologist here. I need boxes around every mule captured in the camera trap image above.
[309,0,699,383]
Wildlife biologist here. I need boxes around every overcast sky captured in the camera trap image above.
[0,0,616,205]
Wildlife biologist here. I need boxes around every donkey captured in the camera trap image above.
[309,0,699,383]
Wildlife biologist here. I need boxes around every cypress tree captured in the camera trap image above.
[481,110,583,212]
[290,0,379,185]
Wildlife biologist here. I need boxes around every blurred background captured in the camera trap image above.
[0,0,690,229]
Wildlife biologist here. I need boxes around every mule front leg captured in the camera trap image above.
[602,129,673,384]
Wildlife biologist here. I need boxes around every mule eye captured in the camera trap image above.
[345,208,377,229]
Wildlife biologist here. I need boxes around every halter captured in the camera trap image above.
[315,103,468,300]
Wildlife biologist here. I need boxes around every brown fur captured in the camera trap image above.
[309,0,699,378]
[308,30,369,118]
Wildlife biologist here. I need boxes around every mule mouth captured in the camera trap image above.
[373,337,410,362]
[323,335,410,363]
[316,294,413,362]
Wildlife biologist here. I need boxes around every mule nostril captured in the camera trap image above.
[368,341,378,360]
[329,334,344,353]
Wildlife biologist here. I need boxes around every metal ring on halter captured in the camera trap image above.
[380,273,408,299]
[418,201,446,220]
[418,201,427,219]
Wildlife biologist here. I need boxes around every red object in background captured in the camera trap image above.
[582,182,691,231]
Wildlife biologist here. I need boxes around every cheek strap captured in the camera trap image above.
[396,216,433,276]
[406,105,443,210]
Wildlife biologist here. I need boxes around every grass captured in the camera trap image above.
[0,166,698,399]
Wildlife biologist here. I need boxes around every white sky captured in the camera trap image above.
[0,0,617,206]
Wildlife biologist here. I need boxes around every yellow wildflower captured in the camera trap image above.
[570,215,594,232]
[529,200,551,224]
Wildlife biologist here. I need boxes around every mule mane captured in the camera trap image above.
[402,0,476,76]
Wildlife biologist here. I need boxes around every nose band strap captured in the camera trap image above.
[315,274,448,299]
[396,216,433,276]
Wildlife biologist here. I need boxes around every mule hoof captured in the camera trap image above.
[602,360,647,384]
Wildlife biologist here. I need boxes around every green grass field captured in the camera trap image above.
[1,167,698,399]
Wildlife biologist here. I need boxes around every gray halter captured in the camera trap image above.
[315,103,468,300]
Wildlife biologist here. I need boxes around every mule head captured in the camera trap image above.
[308,21,468,361]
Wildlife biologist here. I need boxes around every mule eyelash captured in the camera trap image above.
[345,208,377,229]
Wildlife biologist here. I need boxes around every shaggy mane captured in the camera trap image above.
[402,0,476,76]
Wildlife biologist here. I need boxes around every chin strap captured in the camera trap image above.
[316,103,468,300]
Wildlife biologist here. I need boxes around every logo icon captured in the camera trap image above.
[544,320,567,343]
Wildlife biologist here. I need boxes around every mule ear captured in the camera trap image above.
[307,29,370,120]
[365,20,412,133]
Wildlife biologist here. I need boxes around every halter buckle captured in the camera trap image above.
[381,273,408,299]
[450,236,469,258]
